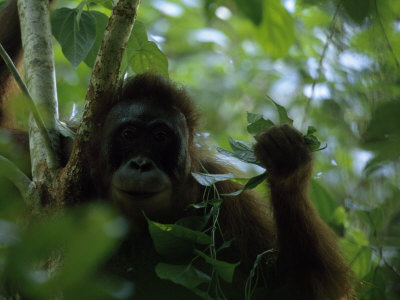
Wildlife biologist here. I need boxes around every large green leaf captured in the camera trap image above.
[256,0,295,58]
[340,229,372,279]
[309,180,338,223]
[127,21,148,50]
[233,0,263,25]
[51,8,97,68]
[89,0,117,10]
[342,0,373,23]
[247,112,274,135]
[147,218,211,258]
[194,250,239,283]
[223,172,267,196]
[84,11,109,68]
[228,136,258,164]
[270,98,293,125]
[129,41,169,76]
[362,101,400,172]
[155,263,211,289]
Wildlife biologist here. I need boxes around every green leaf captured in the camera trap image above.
[51,8,97,68]
[233,0,263,25]
[129,41,169,77]
[340,238,372,279]
[348,228,369,246]
[342,0,373,23]
[303,134,321,151]
[228,136,258,164]
[175,214,211,231]
[362,101,400,166]
[309,180,338,223]
[127,21,148,51]
[147,218,211,258]
[269,98,293,125]
[155,263,211,289]
[242,172,267,190]
[191,172,235,186]
[306,126,317,135]
[84,11,109,68]
[332,206,348,226]
[89,0,117,10]
[256,0,295,58]
[246,112,274,135]
[223,172,267,196]
[361,270,386,299]
[194,250,239,283]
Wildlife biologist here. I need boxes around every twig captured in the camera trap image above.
[0,42,59,170]
[301,3,340,130]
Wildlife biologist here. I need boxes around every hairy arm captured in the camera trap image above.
[254,124,352,300]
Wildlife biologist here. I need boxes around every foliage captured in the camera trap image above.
[1,0,400,299]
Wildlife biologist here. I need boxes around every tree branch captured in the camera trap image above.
[58,0,141,204]
[0,42,59,172]
[17,0,60,176]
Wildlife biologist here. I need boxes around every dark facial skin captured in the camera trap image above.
[101,100,191,221]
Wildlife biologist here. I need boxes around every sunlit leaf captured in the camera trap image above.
[127,21,148,50]
[246,112,274,135]
[223,172,267,196]
[129,41,169,76]
[89,0,117,10]
[256,0,295,58]
[233,0,263,25]
[340,238,372,279]
[269,98,293,125]
[332,206,348,226]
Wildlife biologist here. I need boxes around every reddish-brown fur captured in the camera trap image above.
[102,74,353,299]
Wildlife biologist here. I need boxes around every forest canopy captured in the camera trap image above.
[0,0,399,299]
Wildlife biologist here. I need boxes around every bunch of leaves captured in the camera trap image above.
[51,0,168,75]
[145,186,240,300]
[210,99,325,195]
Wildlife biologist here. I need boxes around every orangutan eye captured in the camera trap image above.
[152,129,170,143]
[121,126,138,141]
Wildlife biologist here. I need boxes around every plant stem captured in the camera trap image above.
[0,154,32,199]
